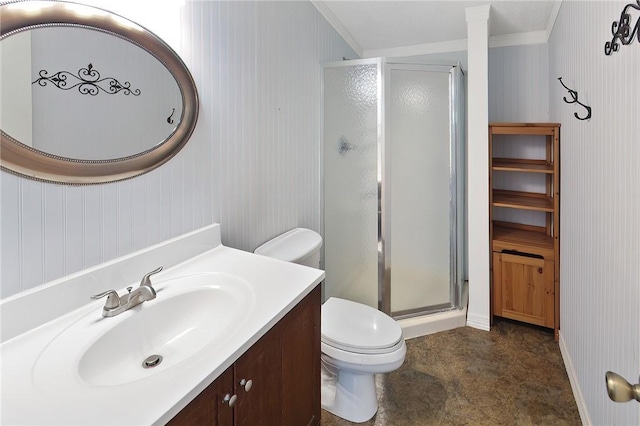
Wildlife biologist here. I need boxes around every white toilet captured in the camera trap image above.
[255,228,406,423]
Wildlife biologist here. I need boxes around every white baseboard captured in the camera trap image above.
[559,331,592,426]
[466,313,490,331]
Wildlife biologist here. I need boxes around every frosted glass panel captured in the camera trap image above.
[323,64,379,308]
[388,68,451,313]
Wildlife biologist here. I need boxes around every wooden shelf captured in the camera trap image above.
[489,122,560,135]
[492,158,554,174]
[490,122,561,127]
[492,189,554,212]
[492,223,553,250]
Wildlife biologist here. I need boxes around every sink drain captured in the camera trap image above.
[142,354,163,369]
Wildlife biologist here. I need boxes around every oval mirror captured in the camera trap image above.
[0,1,198,184]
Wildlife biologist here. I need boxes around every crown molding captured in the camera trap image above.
[364,30,549,59]
[311,0,363,58]
[314,0,559,59]
[363,38,468,58]
[489,30,548,48]
[546,0,563,41]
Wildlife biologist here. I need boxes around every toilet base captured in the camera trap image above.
[321,359,378,423]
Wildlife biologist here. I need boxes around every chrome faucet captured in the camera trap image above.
[91,267,163,317]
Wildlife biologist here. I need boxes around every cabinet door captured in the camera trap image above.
[167,365,234,426]
[494,252,554,328]
[281,286,321,426]
[234,327,282,426]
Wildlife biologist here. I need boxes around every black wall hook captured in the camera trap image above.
[557,77,592,121]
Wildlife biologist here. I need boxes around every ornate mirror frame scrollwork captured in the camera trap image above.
[0,1,199,184]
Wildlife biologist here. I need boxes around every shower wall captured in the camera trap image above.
[323,61,380,308]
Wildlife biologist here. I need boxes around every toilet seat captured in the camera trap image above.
[321,338,406,368]
[321,297,403,354]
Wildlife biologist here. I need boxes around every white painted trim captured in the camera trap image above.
[489,30,548,48]
[363,39,468,58]
[465,3,491,338]
[465,4,491,21]
[314,0,558,59]
[363,30,548,59]
[311,0,363,58]
[546,0,563,41]
[466,314,491,331]
[559,331,593,426]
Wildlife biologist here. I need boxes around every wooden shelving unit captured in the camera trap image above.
[489,122,560,340]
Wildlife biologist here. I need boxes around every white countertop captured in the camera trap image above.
[0,224,325,425]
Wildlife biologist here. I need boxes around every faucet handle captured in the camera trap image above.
[140,266,163,287]
[91,289,121,310]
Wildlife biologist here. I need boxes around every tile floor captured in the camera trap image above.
[320,318,581,426]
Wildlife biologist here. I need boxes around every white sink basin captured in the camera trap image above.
[33,272,255,391]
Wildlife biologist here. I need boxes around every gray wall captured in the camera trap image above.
[548,1,639,424]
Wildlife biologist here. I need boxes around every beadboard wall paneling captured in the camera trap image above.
[186,0,355,251]
[488,44,550,228]
[549,1,639,424]
[1,1,355,299]
[488,44,549,122]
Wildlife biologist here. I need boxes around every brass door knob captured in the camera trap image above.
[605,371,640,403]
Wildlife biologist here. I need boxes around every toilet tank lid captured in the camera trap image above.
[254,228,322,262]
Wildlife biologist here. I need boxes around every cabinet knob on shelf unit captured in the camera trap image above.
[239,378,253,392]
[538,268,543,274]
[223,393,237,407]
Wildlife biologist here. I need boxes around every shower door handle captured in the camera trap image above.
[605,371,640,403]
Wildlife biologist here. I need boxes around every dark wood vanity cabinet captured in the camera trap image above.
[168,285,321,426]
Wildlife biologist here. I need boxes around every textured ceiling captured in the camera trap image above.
[317,1,558,53]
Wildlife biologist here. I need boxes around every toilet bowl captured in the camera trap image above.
[255,228,406,423]
[320,297,406,422]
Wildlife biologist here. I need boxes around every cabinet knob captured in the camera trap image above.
[223,393,237,407]
[239,378,253,392]
[538,267,543,274]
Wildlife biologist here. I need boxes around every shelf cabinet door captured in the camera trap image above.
[493,252,554,328]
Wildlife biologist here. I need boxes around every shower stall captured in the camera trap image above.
[323,58,465,333]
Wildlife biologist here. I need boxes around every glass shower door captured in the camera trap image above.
[384,64,462,316]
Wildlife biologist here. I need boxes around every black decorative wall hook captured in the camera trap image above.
[604,1,640,55]
[167,108,176,124]
[32,63,141,96]
[558,77,592,121]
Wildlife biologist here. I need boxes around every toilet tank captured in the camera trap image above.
[254,228,322,268]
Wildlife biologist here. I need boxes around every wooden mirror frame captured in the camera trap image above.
[0,1,199,184]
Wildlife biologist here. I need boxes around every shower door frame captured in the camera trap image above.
[380,62,465,319]
[322,59,464,319]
